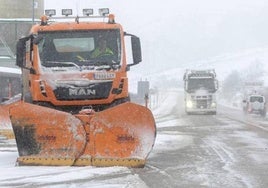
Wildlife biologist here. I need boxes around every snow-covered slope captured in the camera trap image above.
[129,46,268,93]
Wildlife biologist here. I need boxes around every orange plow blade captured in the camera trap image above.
[10,101,87,166]
[0,105,15,139]
[9,102,156,167]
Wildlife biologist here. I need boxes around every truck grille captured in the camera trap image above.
[53,82,112,100]
[196,99,208,108]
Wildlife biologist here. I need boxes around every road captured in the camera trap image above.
[1,89,268,187]
[139,89,268,188]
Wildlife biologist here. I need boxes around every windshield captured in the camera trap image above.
[249,96,264,103]
[37,29,121,72]
[187,78,216,92]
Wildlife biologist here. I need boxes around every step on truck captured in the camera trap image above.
[183,69,218,115]
[0,8,156,167]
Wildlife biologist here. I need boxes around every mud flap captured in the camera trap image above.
[9,102,87,166]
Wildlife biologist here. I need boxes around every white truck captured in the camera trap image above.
[183,69,218,115]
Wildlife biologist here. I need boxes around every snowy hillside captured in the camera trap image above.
[128,46,268,93]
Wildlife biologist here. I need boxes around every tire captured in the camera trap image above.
[211,111,217,115]
[261,108,266,117]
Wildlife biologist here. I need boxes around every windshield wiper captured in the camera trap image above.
[78,58,120,70]
[42,61,81,71]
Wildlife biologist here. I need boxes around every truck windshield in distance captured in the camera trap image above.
[183,69,218,115]
[187,78,217,93]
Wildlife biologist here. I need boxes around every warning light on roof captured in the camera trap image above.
[45,9,56,17]
[62,9,72,16]
[83,9,94,16]
[108,14,115,24]
[99,8,109,16]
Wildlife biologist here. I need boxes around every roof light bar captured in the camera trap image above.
[45,9,56,17]
[108,14,115,23]
[98,8,109,16]
[62,9,72,16]
[83,9,94,16]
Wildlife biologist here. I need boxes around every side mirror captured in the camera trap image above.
[124,32,142,68]
[16,38,26,68]
[131,36,142,64]
[33,35,43,45]
[16,35,32,68]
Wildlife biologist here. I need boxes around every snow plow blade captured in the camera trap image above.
[10,101,156,167]
[0,105,15,139]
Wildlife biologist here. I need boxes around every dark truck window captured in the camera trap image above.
[187,78,216,92]
[250,96,264,103]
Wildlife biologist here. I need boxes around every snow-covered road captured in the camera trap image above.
[1,89,268,188]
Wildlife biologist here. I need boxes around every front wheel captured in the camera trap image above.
[261,108,266,117]
[211,111,217,115]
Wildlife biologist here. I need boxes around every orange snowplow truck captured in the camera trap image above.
[6,8,156,167]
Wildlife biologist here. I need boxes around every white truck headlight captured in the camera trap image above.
[211,102,216,108]
[186,100,193,108]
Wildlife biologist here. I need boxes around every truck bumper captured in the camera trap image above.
[186,107,216,114]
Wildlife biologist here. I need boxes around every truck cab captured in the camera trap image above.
[16,9,142,113]
[183,69,218,115]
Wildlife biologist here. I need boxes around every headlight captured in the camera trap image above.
[186,100,193,108]
[211,102,216,108]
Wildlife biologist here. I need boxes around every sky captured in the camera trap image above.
[44,0,268,77]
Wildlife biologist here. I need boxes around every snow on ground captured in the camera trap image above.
[231,130,268,164]
[0,160,145,188]
[0,90,186,188]
[0,131,192,188]
[0,67,21,74]
[1,88,268,187]
[1,46,268,187]
[149,89,194,158]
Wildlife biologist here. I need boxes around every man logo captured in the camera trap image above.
[69,88,96,96]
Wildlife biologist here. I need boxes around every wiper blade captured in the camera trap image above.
[42,61,81,70]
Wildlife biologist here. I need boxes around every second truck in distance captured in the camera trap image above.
[183,69,218,115]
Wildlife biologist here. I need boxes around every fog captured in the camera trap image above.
[45,0,268,75]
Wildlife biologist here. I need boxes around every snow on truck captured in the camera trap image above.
[183,69,218,115]
[0,9,156,167]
